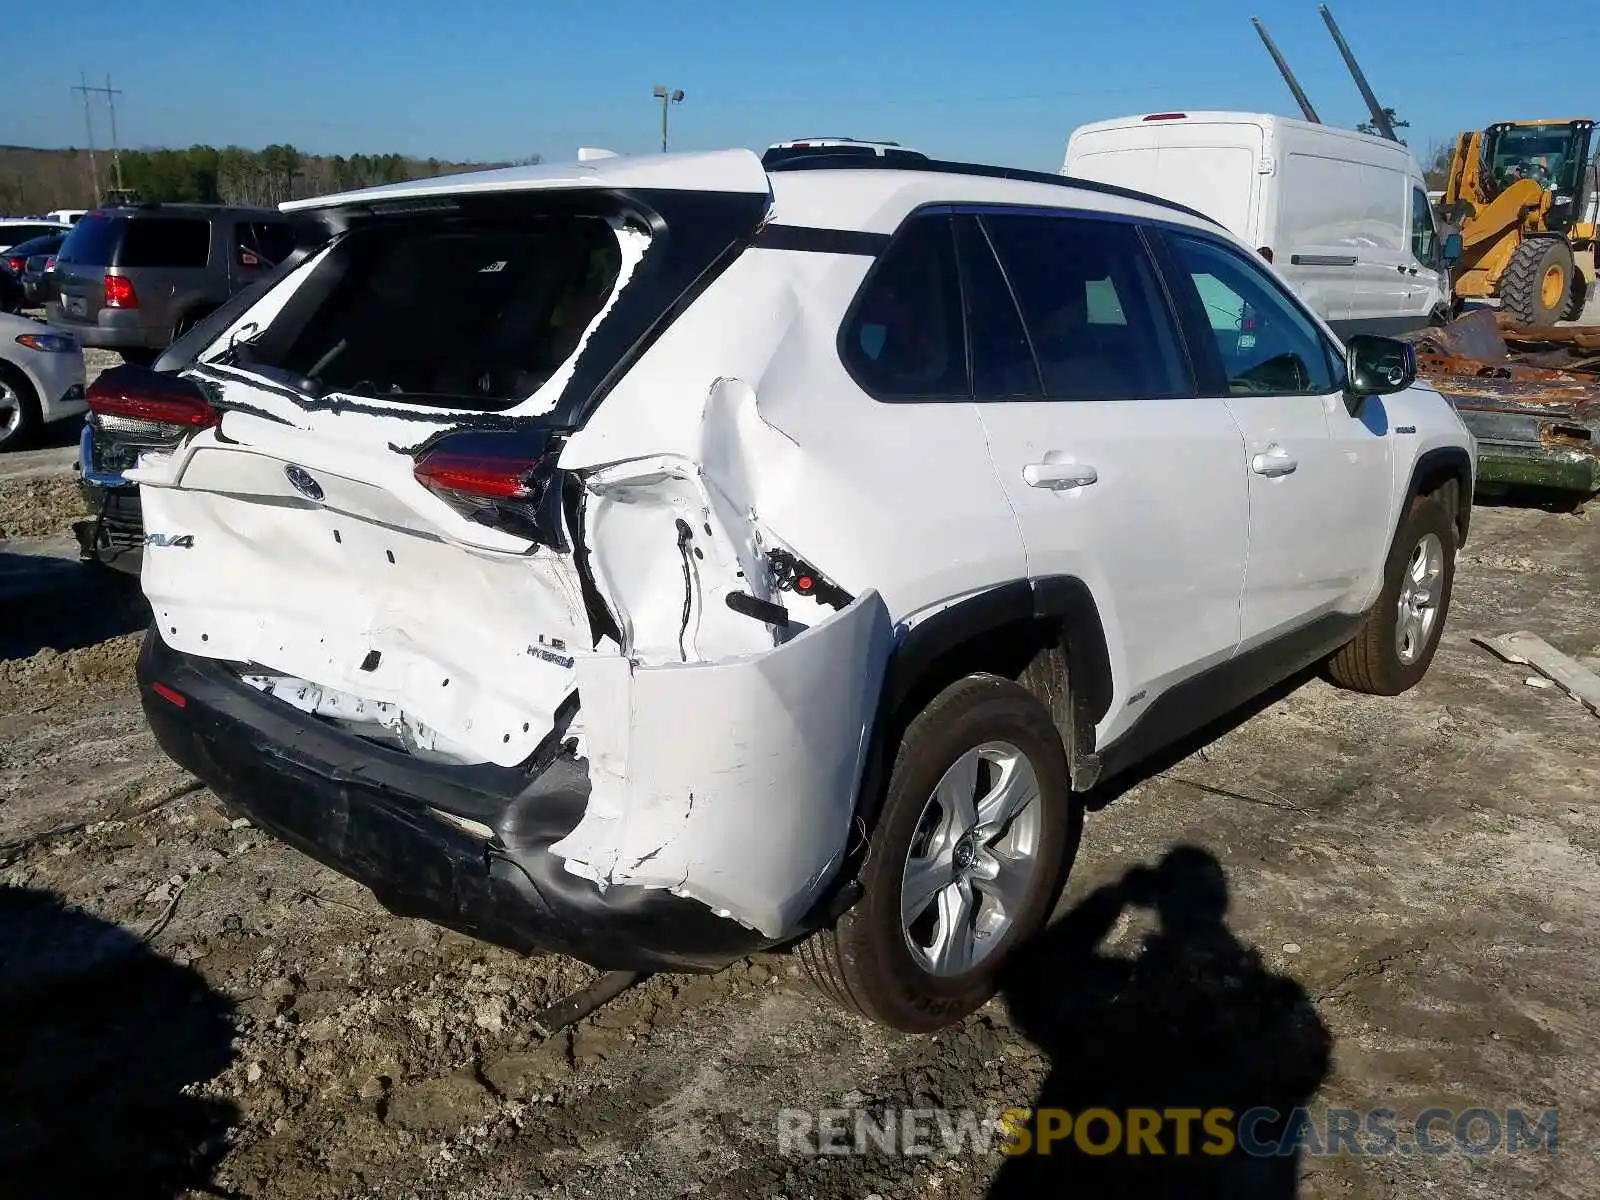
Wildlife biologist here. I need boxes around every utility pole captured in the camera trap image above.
[652,84,685,153]
[102,74,125,192]
[71,73,126,199]
[71,73,100,204]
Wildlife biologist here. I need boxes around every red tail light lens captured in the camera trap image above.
[44,256,57,270]
[88,363,219,430]
[6,256,23,274]
[1143,112,1188,121]
[104,274,138,309]
[413,429,567,549]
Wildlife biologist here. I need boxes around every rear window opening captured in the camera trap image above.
[226,214,632,411]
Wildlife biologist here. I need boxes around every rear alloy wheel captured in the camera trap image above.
[798,674,1078,1032]
[0,367,40,451]
[1327,495,1456,695]
[901,740,1045,977]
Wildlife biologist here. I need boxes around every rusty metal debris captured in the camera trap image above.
[1402,309,1600,495]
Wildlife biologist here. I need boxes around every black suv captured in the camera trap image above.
[47,204,294,363]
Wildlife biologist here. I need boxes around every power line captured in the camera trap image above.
[70,73,126,200]
[73,74,125,193]
[70,73,100,204]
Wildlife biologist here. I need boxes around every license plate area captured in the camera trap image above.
[64,295,87,317]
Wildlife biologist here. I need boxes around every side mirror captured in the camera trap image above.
[1345,335,1417,409]
[1441,232,1464,266]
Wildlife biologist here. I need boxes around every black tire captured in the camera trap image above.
[798,674,1079,1032]
[1499,237,1575,327]
[1563,270,1589,323]
[1327,496,1456,695]
[0,362,41,451]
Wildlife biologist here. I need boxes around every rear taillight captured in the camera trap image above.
[104,274,138,308]
[6,256,23,274]
[413,429,567,549]
[1143,112,1188,121]
[88,363,219,439]
[44,256,57,270]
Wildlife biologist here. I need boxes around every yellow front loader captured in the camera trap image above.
[1444,118,1599,326]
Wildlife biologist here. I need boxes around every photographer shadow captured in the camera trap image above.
[992,846,1332,1199]
[0,886,239,1199]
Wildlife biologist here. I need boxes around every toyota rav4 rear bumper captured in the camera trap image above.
[137,629,779,972]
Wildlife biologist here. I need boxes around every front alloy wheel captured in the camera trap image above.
[1327,495,1457,695]
[1394,531,1445,666]
[0,372,39,450]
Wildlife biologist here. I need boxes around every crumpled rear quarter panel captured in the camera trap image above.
[550,590,893,939]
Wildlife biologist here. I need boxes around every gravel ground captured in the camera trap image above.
[0,466,1596,1199]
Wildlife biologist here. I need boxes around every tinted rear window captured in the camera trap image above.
[841,215,967,399]
[9,233,66,259]
[57,215,123,266]
[56,215,211,268]
[0,223,61,245]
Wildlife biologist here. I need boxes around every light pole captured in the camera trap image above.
[652,84,685,153]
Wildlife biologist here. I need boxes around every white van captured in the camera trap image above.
[1064,111,1449,337]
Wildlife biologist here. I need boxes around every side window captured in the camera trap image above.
[953,215,1040,399]
[981,213,1189,400]
[239,221,295,268]
[1167,233,1338,396]
[1410,188,1438,263]
[842,216,966,400]
[118,218,211,268]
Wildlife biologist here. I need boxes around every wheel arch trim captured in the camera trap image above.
[1406,445,1474,546]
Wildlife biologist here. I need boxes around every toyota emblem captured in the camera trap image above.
[284,464,324,502]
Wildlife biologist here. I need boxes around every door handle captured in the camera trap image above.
[1251,446,1298,477]
[1023,461,1099,490]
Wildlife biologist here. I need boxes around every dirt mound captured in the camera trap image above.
[0,631,144,695]
[0,475,88,539]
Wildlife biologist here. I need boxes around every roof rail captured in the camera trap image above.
[766,154,1222,228]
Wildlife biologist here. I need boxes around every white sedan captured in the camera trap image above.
[0,309,87,450]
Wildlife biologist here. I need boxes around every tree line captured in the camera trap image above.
[0,143,527,214]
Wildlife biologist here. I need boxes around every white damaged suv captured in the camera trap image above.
[121,149,1474,1031]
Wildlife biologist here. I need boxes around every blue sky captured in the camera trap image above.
[4,1,1599,170]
